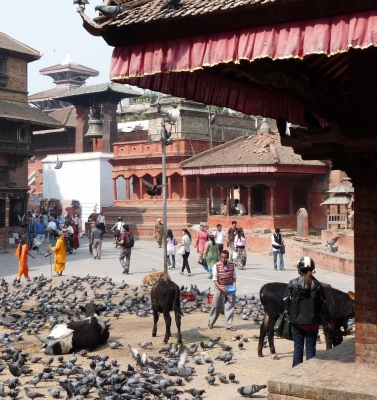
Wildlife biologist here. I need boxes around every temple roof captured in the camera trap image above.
[0,32,41,61]
[181,132,326,169]
[28,87,72,101]
[40,56,99,76]
[48,106,76,128]
[321,193,352,205]
[327,182,354,194]
[0,100,61,127]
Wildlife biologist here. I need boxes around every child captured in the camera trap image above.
[14,239,35,282]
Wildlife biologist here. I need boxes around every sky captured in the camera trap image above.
[0,0,126,95]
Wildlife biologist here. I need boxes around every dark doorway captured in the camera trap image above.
[252,185,267,214]
[0,200,5,227]
[10,199,24,227]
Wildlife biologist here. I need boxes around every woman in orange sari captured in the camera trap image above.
[51,231,66,276]
[15,239,35,282]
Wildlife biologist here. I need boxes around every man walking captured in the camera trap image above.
[97,211,106,235]
[208,250,237,331]
[272,227,285,271]
[227,220,238,262]
[35,216,46,255]
[23,215,35,250]
[91,223,104,260]
[119,224,134,274]
[214,224,226,259]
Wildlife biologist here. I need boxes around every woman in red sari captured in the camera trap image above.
[195,224,208,260]
[70,220,80,249]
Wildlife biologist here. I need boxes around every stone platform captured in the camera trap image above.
[268,339,377,400]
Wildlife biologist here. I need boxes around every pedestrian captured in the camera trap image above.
[227,220,238,262]
[204,224,210,235]
[180,228,191,276]
[234,199,247,215]
[70,220,80,249]
[208,250,237,331]
[203,234,218,278]
[272,228,285,271]
[88,219,96,255]
[111,217,123,245]
[119,224,133,274]
[234,227,250,270]
[167,229,177,270]
[53,215,60,230]
[23,215,35,250]
[154,218,163,248]
[195,224,208,260]
[214,223,226,258]
[51,231,66,277]
[220,199,227,215]
[97,211,106,235]
[42,211,48,227]
[35,216,47,255]
[77,214,83,238]
[47,217,57,247]
[14,239,34,282]
[348,195,354,229]
[91,223,104,260]
[284,257,335,367]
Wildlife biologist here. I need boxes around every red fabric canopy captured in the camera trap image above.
[111,9,377,124]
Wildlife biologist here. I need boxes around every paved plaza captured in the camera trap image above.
[0,237,354,294]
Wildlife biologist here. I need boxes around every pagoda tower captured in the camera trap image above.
[28,53,99,112]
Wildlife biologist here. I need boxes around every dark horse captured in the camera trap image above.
[151,278,183,344]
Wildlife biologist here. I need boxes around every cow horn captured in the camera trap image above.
[348,291,355,301]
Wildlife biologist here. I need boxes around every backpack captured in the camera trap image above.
[124,232,135,248]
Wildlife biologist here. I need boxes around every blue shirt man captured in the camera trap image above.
[35,217,47,255]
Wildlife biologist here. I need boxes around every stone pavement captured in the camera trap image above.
[0,238,354,294]
[268,339,377,400]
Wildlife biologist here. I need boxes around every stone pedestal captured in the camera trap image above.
[294,208,310,242]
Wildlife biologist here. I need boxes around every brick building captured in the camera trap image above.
[0,32,59,228]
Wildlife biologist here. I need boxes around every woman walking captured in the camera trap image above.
[154,218,163,248]
[14,239,35,282]
[180,229,191,276]
[167,229,177,270]
[51,231,66,276]
[203,234,218,278]
[234,227,250,270]
[70,220,80,249]
[195,224,208,260]
[284,257,335,367]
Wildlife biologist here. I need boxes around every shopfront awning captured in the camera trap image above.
[111,9,377,125]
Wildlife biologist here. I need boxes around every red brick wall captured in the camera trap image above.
[0,56,28,102]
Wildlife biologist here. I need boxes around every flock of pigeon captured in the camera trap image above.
[0,274,268,399]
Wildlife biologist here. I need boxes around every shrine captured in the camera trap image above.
[77,3,377,394]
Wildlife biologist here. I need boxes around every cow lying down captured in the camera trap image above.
[36,303,109,355]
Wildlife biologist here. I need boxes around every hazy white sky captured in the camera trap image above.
[0,0,122,95]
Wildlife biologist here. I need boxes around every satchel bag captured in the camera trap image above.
[177,245,185,255]
[280,243,286,255]
[273,309,292,340]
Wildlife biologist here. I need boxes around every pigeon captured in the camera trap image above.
[48,389,60,399]
[207,364,215,375]
[141,178,164,197]
[218,373,228,383]
[108,342,122,349]
[176,346,193,381]
[138,342,152,349]
[160,0,181,10]
[229,373,236,383]
[184,389,206,397]
[238,342,244,350]
[204,376,215,385]
[73,0,89,8]
[25,388,46,400]
[237,384,267,397]
[95,5,130,18]
[327,237,339,253]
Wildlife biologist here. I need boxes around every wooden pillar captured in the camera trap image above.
[226,187,231,216]
[270,186,276,218]
[168,176,172,200]
[113,178,117,201]
[289,185,294,216]
[75,107,90,153]
[247,186,252,217]
[196,177,201,199]
[231,186,234,200]
[182,175,187,199]
[206,187,211,217]
[5,197,9,227]
[102,102,118,153]
[126,178,130,201]
[139,177,143,200]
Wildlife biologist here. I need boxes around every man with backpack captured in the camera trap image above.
[119,224,134,274]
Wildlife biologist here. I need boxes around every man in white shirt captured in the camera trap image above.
[234,199,247,215]
[272,227,285,271]
[214,224,227,256]
[220,199,227,216]
[97,211,106,234]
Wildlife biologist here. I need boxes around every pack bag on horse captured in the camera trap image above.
[150,276,183,344]
[258,257,355,359]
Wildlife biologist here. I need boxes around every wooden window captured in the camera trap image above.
[0,170,9,186]
[0,55,9,88]
[18,125,29,142]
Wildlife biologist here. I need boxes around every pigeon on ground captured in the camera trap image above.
[184,389,206,397]
[218,373,228,383]
[229,373,236,382]
[204,376,216,385]
[25,388,46,400]
[94,5,130,17]
[237,384,267,397]
[48,389,60,399]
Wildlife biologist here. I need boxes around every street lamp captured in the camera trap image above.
[156,100,180,281]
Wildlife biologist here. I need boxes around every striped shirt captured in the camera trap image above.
[24,221,35,234]
[213,261,236,288]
